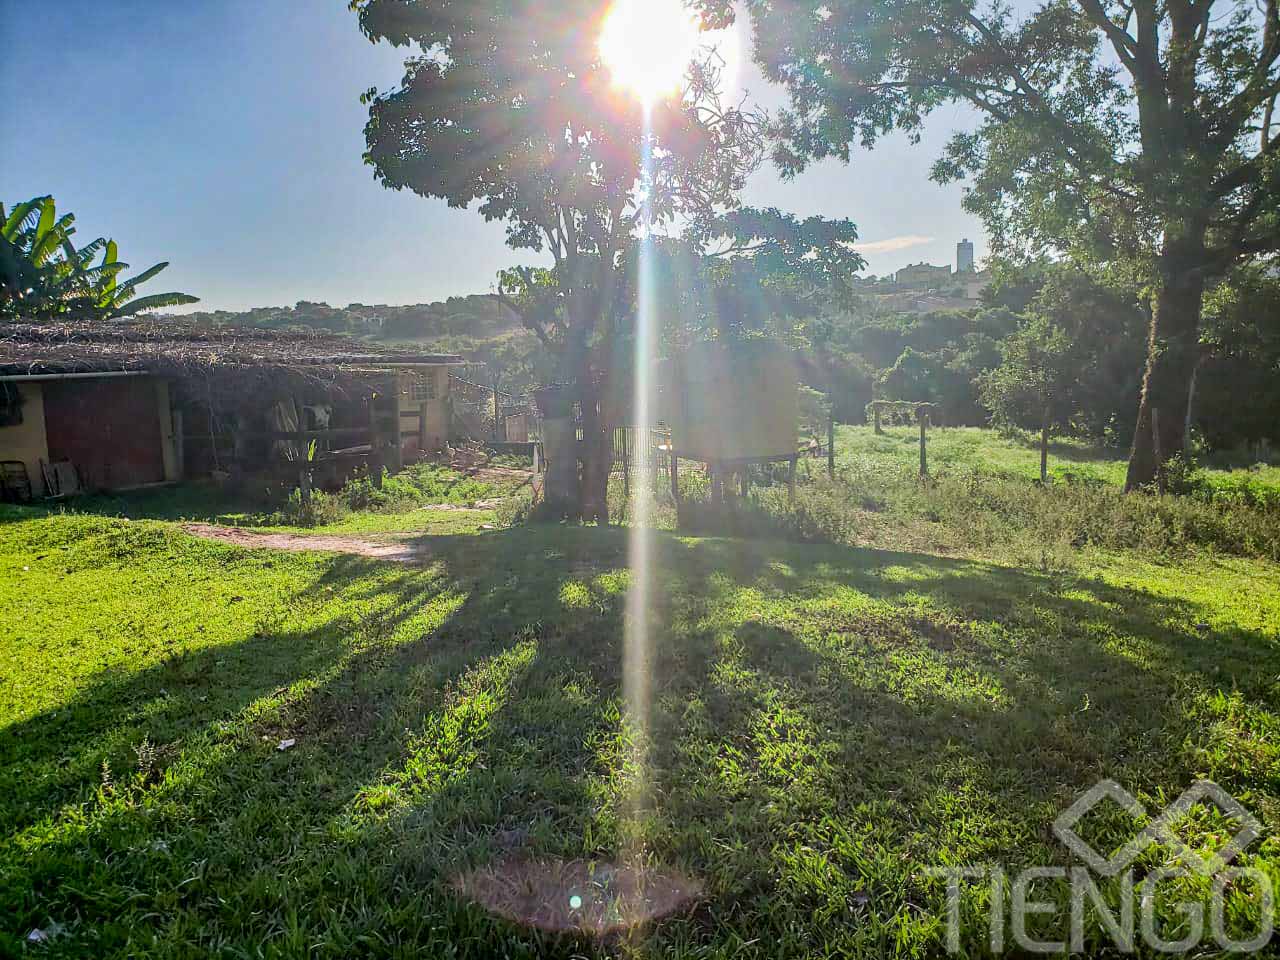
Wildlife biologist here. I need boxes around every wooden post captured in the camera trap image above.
[827,411,836,480]
[919,410,929,478]
[622,434,631,499]
[669,453,680,505]
[419,401,430,452]
[493,384,501,440]
[385,419,403,476]
[368,398,384,488]
[1040,416,1050,485]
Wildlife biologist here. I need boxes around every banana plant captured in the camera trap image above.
[89,249,199,319]
[2,196,198,321]
[1,196,96,318]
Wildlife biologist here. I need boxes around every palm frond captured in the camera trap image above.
[74,237,108,268]
[2,197,50,241]
[109,261,169,306]
[109,291,199,317]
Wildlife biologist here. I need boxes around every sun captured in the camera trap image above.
[599,0,702,104]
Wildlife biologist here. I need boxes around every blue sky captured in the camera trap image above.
[2,0,986,312]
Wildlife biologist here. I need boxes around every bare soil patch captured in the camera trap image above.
[183,523,427,563]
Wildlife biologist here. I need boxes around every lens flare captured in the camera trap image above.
[623,106,658,832]
[599,0,701,103]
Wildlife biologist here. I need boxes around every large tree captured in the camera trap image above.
[722,0,1280,489]
[354,0,767,519]
[353,0,860,518]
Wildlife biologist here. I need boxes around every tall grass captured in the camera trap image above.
[597,456,1280,563]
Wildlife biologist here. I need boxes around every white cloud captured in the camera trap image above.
[852,234,935,254]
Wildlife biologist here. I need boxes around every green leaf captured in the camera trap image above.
[2,197,49,241]
[109,292,199,317]
[34,199,54,243]
[109,261,171,307]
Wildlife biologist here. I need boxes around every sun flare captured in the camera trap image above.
[599,0,702,104]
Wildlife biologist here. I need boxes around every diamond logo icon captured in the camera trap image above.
[1146,781,1264,876]
[1053,780,1158,876]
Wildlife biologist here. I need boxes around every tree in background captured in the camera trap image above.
[1,196,198,322]
[722,0,1280,491]
[354,0,861,518]
[1194,264,1280,451]
[979,317,1079,484]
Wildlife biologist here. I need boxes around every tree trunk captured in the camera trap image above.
[576,354,611,525]
[918,412,929,478]
[1124,237,1206,492]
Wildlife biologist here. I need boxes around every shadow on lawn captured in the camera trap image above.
[3,524,1277,956]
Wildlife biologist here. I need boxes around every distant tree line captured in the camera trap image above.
[822,261,1280,463]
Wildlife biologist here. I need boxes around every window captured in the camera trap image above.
[407,374,437,403]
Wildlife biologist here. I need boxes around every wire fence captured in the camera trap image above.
[449,375,540,442]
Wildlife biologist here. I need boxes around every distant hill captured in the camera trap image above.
[173,294,522,343]
[167,294,552,393]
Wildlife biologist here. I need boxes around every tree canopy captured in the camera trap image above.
[353,0,863,517]
[718,0,1280,489]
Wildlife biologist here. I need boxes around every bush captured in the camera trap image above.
[340,465,499,514]
[494,488,536,528]
[279,488,346,528]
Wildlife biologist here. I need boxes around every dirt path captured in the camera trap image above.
[183,524,428,563]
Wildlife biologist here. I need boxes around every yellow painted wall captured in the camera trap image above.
[0,383,49,497]
[397,367,453,453]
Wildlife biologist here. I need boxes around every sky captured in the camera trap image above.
[1,0,987,313]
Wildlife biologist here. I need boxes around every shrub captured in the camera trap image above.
[494,488,536,528]
[280,489,345,528]
[337,464,499,515]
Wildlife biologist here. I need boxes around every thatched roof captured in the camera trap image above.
[0,320,464,379]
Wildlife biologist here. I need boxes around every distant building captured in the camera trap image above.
[962,271,991,301]
[957,239,975,274]
[895,262,953,288]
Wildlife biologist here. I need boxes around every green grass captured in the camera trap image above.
[3,496,1279,957]
[285,506,498,537]
[837,424,1131,485]
[837,425,1280,502]
[38,463,519,538]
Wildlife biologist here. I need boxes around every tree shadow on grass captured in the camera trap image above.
[3,523,1277,957]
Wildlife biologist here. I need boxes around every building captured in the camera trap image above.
[0,321,464,500]
[957,239,976,274]
[895,262,954,288]
[962,271,991,301]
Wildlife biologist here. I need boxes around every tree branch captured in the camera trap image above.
[1075,0,1140,72]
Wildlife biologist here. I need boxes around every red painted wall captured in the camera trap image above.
[43,378,165,490]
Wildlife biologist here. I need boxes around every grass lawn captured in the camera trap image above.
[836,425,1280,500]
[3,492,1279,957]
